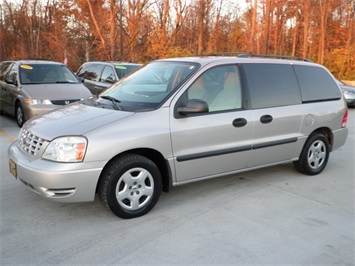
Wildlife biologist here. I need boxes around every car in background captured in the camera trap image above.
[76,61,142,96]
[337,80,355,108]
[0,60,93,127]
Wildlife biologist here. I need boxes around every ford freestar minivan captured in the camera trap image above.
[8,55,349,219]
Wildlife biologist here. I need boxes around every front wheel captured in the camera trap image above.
[98,154,162,219]
[293,133,330,175]
[15,103,26,127]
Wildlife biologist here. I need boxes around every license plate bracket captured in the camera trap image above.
[9,159,17,178]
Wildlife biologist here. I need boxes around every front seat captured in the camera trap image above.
[209,72,241,111]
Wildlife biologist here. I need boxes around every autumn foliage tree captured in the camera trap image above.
[0,0,354,79]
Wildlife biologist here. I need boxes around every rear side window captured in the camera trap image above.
[293,65,341,102]
[242,64,302,109]
[77,63,104,81]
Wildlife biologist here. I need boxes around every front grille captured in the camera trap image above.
[51,99,80,105]
[19,129,45,157]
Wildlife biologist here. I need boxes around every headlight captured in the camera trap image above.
[25,98,51,105]
[42,136,87,162]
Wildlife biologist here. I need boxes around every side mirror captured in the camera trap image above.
[5,76,16,85]
[106,77,116,83]
[77,77,85,83]
[177,99,209,114]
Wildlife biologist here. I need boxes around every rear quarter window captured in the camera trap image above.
[293,65,341,102]
[241,63,302,109]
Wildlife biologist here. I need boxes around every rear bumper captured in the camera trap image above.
[332,127,349,151]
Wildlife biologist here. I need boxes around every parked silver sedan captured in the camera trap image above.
[337,80,355,108]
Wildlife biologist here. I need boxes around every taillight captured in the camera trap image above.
[341,108,348,128]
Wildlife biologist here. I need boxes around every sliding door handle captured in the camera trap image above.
[260,115,273,124]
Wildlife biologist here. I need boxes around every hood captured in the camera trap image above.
[21,83,92,99]
[24,102,134,139]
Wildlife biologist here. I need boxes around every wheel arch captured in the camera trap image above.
[97,148,173,193]
[310,127,334,151]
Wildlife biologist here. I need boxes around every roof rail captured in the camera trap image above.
[237,53,313,62]
[204,52,245,56]
[4,58,51,62]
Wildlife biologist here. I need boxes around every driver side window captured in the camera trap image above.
[187,65,242,112]
[101,66,116,82]
[7,64,18,83]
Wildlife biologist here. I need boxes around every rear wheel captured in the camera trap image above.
[293,133,330,175]
[15,103,25,127]
[98,154,162,219]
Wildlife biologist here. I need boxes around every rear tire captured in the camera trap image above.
[293,133,330,175]
[98,154,162,219]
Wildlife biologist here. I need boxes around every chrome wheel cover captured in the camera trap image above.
[307,140,326,170]
[115,167,154,211]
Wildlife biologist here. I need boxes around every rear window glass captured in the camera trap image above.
[242,64,302,109]
[293,65,341,102]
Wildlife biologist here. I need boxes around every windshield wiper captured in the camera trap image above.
[100,95,121,110]
[55,81,75,83]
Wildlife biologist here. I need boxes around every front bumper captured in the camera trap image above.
[343,93,355,107]
[344,97,355,107]
[8,141,103,202]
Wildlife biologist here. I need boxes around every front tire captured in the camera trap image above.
[15,103,26,127]
[293,133,330,175]
[98,154,162,219]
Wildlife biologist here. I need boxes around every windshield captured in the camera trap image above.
[100,61,199,111]
[114,64,142,79]
[19,64,80,84]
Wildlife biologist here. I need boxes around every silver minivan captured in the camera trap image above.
[8,56,349,218]
[0,60,93,127]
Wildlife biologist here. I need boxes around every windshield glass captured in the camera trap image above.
[19,64,79,84]
[114,64,142,79]
[100,61,199,111]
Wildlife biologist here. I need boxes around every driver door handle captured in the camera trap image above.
[232,118,247,127]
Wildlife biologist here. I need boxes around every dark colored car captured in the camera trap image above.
[76,61,142,96]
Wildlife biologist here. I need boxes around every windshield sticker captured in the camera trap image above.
[20,65,33,70]
[115,66,127,69]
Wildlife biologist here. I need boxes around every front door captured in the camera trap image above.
[170,64,253,183]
